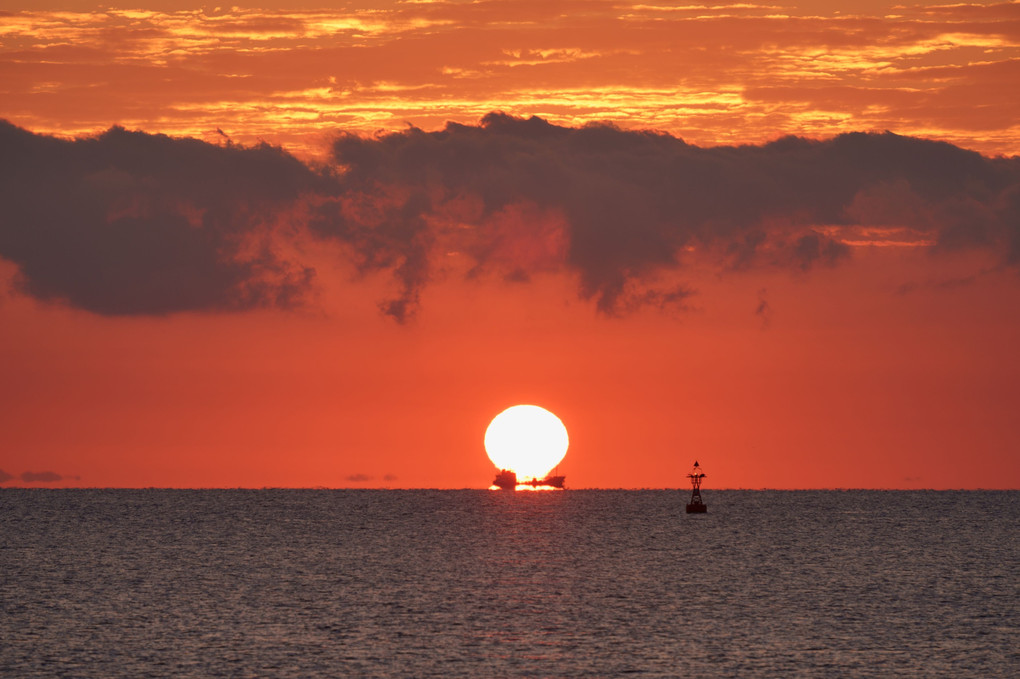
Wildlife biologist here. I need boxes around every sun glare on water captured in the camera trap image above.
[484,405,569,481]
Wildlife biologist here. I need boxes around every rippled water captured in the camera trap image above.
[1,490,1016,677]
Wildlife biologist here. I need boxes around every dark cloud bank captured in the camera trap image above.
[2,114,1017,320]
[0,120,323,314]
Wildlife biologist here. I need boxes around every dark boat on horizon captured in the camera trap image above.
[492,469,566,490]
[493,469,517,490]
[525,474,565,489]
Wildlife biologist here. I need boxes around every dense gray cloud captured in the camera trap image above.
[0,469,13,483]
[0,120,325,314]
[329,113,1020,314]
[2,115,1018,319]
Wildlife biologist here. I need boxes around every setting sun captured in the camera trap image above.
[484,405,569,481]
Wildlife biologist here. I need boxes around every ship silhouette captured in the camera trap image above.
[492,469,565,490]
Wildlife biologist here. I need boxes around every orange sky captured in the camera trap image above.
[1,2,1019,489]
[3,1,1019,158]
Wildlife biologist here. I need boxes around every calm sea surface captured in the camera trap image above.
[1,490,1016,677]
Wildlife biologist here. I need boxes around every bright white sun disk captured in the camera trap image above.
[484,405,569,480]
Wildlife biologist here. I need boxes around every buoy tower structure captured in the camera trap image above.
[686,460,707,513]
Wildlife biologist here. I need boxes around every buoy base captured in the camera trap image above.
[686,503,707,513]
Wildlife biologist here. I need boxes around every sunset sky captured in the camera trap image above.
[1,1,1019,489]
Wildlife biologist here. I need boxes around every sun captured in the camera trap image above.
[484,405,569,480]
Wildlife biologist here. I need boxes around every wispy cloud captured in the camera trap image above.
[0,2,1017,156]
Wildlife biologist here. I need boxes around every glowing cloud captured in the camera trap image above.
[0,2,1018,156]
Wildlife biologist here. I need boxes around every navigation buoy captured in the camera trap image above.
[686,460,707,513]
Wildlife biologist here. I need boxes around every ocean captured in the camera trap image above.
[1,489,1016,677]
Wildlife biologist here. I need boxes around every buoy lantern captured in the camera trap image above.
[686,460,707,513]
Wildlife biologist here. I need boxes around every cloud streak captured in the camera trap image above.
[19,471,71,483]
[1,115,1018,319]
